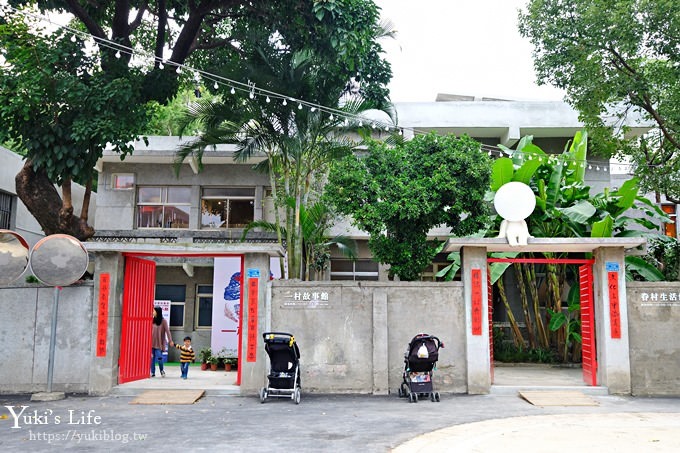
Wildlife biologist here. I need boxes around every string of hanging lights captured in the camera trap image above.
[0,3,647,173]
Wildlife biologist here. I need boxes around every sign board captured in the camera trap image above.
[96,273,110,357]
[471,268,483,335]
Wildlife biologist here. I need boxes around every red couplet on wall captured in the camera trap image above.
[471,268,483,335]
[96,273,110,357]
[608,271,621,339]
[246,277,259,362]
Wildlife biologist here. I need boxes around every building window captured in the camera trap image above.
[201,188,255,229]
[0,191,12,229]
[137,186,191,229]
[662,204,677,238]
[111,173,135,190]
[196,285,213,328]
[155,284,186,328]
[330,259,379,281]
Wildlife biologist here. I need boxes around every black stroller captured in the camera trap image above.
[259,332,301,404]
[398,333,444,403]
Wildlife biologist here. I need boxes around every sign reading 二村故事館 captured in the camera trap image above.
[282,290,331,308]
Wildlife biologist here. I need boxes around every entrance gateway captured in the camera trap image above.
[444,236,645,395]
[487,257,596,386]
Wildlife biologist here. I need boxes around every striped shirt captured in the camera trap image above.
[175,344,195,363]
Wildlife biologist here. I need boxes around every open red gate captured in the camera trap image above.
[487,257,597,386]
[579,264,597,385]
[119,256,156,384]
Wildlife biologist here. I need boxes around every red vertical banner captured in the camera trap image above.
[246,277,259,362]
[608,271,621,339]
[96,273,110,357]
[471,268,483,336]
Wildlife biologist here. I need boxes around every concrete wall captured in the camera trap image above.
[268,281,467,394]
[0,281,94,394]
[3,278,680,396]
[626,282,680,396]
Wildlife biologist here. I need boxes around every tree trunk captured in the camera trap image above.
[15,162,94,241]
[497,276,525,348]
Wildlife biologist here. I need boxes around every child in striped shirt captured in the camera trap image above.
[175,336,196,379]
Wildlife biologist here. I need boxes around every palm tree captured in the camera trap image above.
[174,49,394,279]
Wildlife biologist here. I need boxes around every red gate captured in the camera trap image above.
[119,256,156,384]
[487,257,597,386]
[579,264,597,385]
[488,272,494,384]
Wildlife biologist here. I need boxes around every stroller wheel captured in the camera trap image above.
[435,392,441,402]
[408,393,415,403]
[259,387,267,403]
[397,386,405,398]
[430,392,435,402]
[294,387,301,405]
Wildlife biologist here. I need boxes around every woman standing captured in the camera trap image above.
[151,306,173,377]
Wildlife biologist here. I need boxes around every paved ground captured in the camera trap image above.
[1,391,679,452]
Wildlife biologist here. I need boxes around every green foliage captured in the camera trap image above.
[518,0,680,202]
[637,236,680,281]
[325,133,492,281]
[0,17,147,186]
[492,328,556,364]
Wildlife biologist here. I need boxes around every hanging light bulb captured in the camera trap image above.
[71,34,77,42]
[230,87,236,95]
[358,121,363,127]
[596,166,600,171]
[384,126,389,131]
[214,81,219,90]
[488,150,492,156]
[371,123,376,129]
[311,107,316,112]
[282,99,287,106]
[588,164,592,170]
[329,114,334,120]
[115,50,121,58]
[159,61,164,69]
[249,91,255,99]
[398,129,403,135]
[298,103,303,110]
[176,66,181,74]
[266,96,271,103]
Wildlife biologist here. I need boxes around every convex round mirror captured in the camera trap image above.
[0,230,30,285]
[29,234,88,286]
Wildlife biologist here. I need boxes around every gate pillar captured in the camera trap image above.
[593,246,631,394]
[461,246,491,394]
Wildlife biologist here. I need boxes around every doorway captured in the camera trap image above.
[118,253,245,386]
[487,257,597,386]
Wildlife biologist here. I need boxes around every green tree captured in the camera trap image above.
[1,0,392,238]
[0,18,146,239]
[324,133,492,281]
[518,0,680,202]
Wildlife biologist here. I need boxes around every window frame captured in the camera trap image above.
[195,284,213,329]
[0,190,13,230]
[200,187,255,229]
[136,186,192,229]
[330,259,379,281]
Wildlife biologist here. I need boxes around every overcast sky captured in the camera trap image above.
[375,0,567,102]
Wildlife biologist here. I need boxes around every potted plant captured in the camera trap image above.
[225,357,238,371]
[207,355,219,371]
[198,347,212,371]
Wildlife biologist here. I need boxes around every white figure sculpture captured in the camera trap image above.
[494,182,536,246]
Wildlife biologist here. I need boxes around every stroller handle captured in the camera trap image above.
[262,332,295,339]
[413,334,444,349]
